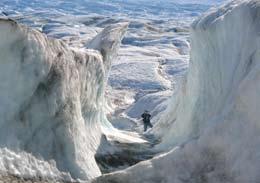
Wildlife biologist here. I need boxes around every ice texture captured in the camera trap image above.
[0,18,127,180]
[0,148,73,181]
[93,0,260,182]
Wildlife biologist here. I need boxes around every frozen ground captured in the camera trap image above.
[0,0,228,182]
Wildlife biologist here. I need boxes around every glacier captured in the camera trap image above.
[92,0,260,182]
[0,18,128,180]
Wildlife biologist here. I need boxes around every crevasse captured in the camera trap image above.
[93,1,260,182]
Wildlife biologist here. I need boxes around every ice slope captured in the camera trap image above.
[92,0,260,182]
[0,18,128,180]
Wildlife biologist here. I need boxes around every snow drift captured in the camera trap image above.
[93,0,260,182]
[0,18,128,180]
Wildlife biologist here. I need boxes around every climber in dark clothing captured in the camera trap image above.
[141,110,153,132]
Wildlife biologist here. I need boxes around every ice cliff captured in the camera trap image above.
[93,0,260,182]
[0,18,128,180]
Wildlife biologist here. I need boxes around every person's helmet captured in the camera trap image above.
[145,110,149,113]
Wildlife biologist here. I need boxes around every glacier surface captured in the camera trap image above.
[93,0,260,182]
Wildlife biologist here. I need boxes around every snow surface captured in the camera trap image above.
[0,18,127,181]
[93,0,260,182]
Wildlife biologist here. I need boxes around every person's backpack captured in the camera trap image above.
[143,113,150,122]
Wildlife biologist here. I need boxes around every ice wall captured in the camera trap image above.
[0,18,127,180]
[93,0,260,182]
[154,0,260,148]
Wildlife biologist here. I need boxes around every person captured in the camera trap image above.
[141,110,153,132]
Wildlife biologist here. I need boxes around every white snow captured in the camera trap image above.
[93,0,260,182]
